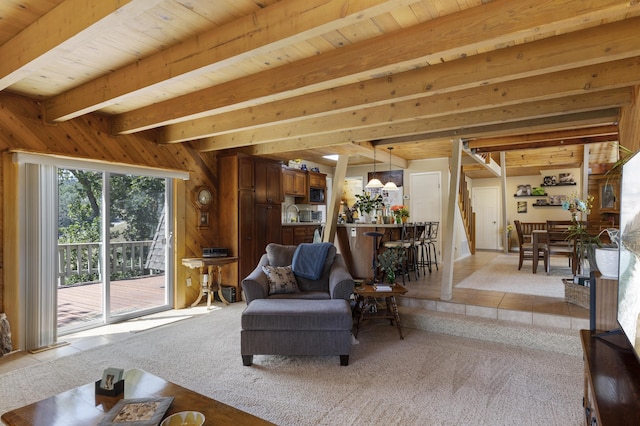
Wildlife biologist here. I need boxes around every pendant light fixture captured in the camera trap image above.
[365,146,383,189]
[383,147,398,191]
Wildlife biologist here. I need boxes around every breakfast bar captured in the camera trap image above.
[335,223,403,279]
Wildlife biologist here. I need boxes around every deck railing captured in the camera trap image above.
[57,240,155,286]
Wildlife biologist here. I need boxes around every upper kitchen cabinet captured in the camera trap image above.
[282,167,307,198]
[307,171,326,205]
[255,159,283,204]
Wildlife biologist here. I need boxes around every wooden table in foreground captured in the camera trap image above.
[353,283,408,339]
[1,368,273,426]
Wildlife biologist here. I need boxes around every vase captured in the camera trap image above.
[402,216,408,224]
[395,216,401,224]
[595,247,631,278]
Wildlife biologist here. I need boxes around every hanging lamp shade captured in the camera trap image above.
[383,147,398,191]
[365,146,383,188]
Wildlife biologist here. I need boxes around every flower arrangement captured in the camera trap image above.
[561,192,594,218]
[390,205,409,218]
[506,224,514,233]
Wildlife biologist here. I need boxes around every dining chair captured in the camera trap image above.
[514,220,548,272]
[545,220,576,274]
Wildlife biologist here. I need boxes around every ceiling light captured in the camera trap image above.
[365,147,383,188]
[322,154,339,161]
[383,147,398,191]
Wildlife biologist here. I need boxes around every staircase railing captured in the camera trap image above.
[458,171,476,254]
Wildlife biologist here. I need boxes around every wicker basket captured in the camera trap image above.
[563,279,590,309]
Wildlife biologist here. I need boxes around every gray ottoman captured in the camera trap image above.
[241,299,352,366]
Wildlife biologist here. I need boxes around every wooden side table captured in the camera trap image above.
[353,283,408,339]
[181,257,238,308]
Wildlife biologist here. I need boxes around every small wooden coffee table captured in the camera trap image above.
[1,368,273,426]
[353,283,408,339]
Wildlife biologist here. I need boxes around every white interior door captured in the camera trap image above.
[472,186,500,250]
[410,172,442,258]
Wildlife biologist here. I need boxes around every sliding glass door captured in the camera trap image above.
[16,152,186,350]
[57,170,172,334]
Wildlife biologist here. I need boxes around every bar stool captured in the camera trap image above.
[364,231,384,283]
[425,221,439,271]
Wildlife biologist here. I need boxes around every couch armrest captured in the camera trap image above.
[328,254,355,300]
[241,254,270,304]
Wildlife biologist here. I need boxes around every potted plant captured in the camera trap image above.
[390,205,410,223]
[376,248,406,284]
[354,191,383,223]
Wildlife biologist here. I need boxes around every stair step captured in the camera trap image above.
[399,304,583,357]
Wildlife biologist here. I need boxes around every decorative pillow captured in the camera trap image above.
[262,265,300,294]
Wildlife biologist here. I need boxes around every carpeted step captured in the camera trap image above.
[399,306,582,356]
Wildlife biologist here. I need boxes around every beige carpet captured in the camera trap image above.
[455,254,570,298]
[0,302,583,425]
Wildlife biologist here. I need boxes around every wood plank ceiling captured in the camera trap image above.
[1,0,637,178]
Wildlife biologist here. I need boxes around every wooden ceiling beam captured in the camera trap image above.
[470,135,619,153]
[160,15,640,143]
[196,88,630,151]
[197,57,640,146]
[43,0,413,122]
[467,125,618,150]
[0,0,162,90]
[111,0,638,134]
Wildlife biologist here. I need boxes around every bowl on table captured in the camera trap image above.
[160,411,205,426]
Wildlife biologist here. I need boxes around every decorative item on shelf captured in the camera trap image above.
[383,147,398,191]
[377,248,406,284]
[390,205,409,223]
[543,176,556,186]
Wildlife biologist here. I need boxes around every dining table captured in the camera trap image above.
[532,228,585,275]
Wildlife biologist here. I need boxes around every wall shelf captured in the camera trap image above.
[541,182,576,187]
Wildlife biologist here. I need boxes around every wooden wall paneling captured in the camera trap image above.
[1,153,21,348]
[618,85,640,153]
[0,93,218,337]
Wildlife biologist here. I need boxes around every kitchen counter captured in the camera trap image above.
[335,223,403,279]
[282,222,324,226]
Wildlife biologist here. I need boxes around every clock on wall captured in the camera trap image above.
[193,185,212,229]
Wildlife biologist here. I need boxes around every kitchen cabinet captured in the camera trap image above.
[282,225,318,245]
[308,171,326,189]
[218,153,282,299]
[282,168,307,197]
[255,159,282,204]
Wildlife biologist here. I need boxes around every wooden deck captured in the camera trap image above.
[57,275,167,329]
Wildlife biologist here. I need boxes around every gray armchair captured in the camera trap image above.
[242,243,354,304]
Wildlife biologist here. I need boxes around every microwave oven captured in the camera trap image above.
[299,210,323,222]
[309,187,325,203]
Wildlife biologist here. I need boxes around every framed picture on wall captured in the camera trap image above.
[599,182,618,211]
[517,201,527,213]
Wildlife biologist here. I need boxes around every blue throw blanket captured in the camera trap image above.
[291,242,332,280]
